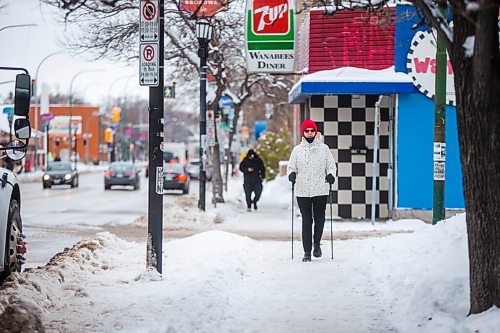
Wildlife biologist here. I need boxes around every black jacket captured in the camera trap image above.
[239,152,265,183]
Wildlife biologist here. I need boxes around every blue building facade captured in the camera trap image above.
[288,4,465,219]
[395,4,464,209]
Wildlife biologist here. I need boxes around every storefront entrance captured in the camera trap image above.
[309,94,393,219]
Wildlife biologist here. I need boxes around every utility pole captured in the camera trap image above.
[432,0,447,225]
[140,0,164,273]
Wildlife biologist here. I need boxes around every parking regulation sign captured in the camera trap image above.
[139,43,159,86]
[140,0,159,42]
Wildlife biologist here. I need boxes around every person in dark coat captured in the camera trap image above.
[239,149,266,211]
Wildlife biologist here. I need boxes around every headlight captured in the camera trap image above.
[64,174,72,180]
[43,174,50,180]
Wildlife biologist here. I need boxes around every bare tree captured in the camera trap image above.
[40,0,294,202]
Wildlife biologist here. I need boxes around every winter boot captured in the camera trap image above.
[302,252,311,262]
[247,206,252,212]
[313,243,322,258]
[253,201,258,210]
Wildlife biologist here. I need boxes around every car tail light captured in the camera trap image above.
[105,170,111,177]
[177,174,187,181]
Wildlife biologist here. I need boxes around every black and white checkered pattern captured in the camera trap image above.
[309,95,390,219]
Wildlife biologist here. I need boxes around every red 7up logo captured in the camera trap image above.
[253,0,289,34]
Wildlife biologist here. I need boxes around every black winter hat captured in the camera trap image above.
[247,149,256,158]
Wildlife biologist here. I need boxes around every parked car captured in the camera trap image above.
[0,169,26,283]
[104,162,141,190]
[42,163,79,189]
[0,69,33,282]
[187,158,213,181]
[163,163,190,194]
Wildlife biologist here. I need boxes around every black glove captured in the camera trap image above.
[325,174,335,184]
[288,172,296,184]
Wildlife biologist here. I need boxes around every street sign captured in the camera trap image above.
[139,43,159,86]
[155,166,164,194]
[140,0,159,42]
[179,0,227,17]
[206,110,214,123]
[40,112,55,122]
[206,126,216,146]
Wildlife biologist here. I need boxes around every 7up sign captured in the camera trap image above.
[245,0,295,73]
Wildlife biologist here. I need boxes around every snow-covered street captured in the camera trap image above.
[0,175,498,333]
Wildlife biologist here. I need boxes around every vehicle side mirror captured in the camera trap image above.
[14,118,31,139]
[5,140,26,161]
[14,74,31,117]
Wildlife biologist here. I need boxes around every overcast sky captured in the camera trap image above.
[0,0,148,105]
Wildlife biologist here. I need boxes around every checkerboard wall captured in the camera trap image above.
[310,95,390,219]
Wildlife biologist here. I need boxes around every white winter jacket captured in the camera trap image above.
[287,138,337,197]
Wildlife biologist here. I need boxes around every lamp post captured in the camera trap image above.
[69,69,104,169]
[196,18,213,212]
[33,51,64,170]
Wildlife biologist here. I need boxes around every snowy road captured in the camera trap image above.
[21,171,148,228]
[20,170,194,268]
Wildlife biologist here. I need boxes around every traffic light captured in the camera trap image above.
[104,128,113,143]
[111,106,121,123]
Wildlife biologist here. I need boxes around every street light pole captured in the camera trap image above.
[196,19,213,212]
[33,51,63,170]
[69,69,104,169]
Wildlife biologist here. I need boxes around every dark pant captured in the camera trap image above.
[297,196,328,253]
[243,181,263,208]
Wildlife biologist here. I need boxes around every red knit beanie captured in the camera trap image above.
[300,119,318,136]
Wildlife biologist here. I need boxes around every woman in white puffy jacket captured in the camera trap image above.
[287,119,337,262]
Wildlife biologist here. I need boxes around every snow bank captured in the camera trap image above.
[370,213,499,332]
[2,203,498,332]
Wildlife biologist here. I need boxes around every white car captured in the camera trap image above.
[187,159,213,181]
[0,69,32,282]
[0,170,26,282]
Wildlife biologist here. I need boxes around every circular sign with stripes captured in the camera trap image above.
[406,30,456,106]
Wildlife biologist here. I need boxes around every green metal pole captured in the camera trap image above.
[432,0,447,225]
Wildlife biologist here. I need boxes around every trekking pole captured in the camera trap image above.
[329,183,334,259]
[291,183,295,260]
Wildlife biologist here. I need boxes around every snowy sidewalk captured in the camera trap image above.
[1,214,498,333]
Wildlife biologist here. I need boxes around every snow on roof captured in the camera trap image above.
[289,66,415,104]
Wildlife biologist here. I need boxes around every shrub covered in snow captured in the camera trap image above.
[255,129,292,181]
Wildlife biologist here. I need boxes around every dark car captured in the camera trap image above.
[104,162,141,190]
[42,163,79,189]
[163,163,190,194]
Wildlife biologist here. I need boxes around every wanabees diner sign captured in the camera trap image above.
[245,0,296,73]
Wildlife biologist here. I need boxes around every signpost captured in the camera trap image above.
[140,0,159,42]
[140,0,164,274]
[140,0,160,87]
[140,43,159,86]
